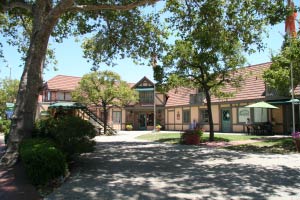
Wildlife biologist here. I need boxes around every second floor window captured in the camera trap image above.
[139,91,154,104]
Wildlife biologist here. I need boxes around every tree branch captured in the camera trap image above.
[69,0,160,12]
[0,1,32,12]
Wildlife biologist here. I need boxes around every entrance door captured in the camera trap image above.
[139,113,147,130]
[221,109,231,132]
[112,111,121,131]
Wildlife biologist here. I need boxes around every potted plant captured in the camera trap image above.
[126,124,133,131]
[292,131,300,152]
[155,124,162,132]
[181,129,203,145]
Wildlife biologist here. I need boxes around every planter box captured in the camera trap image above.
[182,134,200,145]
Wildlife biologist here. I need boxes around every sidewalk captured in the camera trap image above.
[46,131,300,200]
[0,134,41,200]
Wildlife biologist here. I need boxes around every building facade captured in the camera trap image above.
[38,62,299,134]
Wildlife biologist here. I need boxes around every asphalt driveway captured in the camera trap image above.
[46,131,300,200]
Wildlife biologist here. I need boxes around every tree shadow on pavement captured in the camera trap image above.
[45,141,300,200]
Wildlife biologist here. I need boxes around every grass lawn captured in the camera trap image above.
[136,132,264,144]
[225,137,296,154]
[136,132,297,153]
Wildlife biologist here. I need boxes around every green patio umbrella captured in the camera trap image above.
[245,101,278,123]
[245,101,279,109]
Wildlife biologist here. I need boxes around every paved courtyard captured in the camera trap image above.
[46,131,300,200]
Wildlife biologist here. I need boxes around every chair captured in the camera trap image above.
[252,124,260,135]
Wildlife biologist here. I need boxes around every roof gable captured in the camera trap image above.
[132,76,154,88]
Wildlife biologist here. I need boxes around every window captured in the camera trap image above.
[139,91,154,104]
[190,93,204,105]
[47,91,51,101]
[183,110,190,124]
[254,108,268,122]
[238,107,250,123]
[112,111,121,123]
[200,109,209,123]
[65,93,72,101]
[57,92,64,101]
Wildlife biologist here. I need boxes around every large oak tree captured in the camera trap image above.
[159,0,286,141]
[0,0,160,166]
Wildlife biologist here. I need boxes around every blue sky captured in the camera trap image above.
[0,14,288,83]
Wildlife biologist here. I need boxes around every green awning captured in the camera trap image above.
[48,102,86,109]
[267,99,299,104]
[135,88,154,91]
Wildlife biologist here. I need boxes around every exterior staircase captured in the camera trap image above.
[81,107,117,135]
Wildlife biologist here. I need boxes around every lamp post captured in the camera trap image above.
[152,54,157,132]
[291,64,296,133]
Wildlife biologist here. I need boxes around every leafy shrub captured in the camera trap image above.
[184,129,203,137]
[180,129,203,145]
[126,124,133,130]
[19,138,67,186]
[0,119,11,144]
[34,116,96,160]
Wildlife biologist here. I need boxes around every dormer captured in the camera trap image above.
[132,77,155,105]
[190,88,204,105]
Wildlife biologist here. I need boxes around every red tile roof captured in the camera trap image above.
[166,87,197,107]
[211,62,271,103]
[45,75,81,91]
[165,62,271,107]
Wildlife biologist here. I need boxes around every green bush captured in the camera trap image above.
[19,138,67,186]
[0,119,11,144]
[34,116,96,160]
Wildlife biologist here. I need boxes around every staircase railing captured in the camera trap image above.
[81,107,117,135]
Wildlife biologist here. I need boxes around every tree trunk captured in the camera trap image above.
[0,3,63,166]
[205,88,214,141]
[103,104,108,135]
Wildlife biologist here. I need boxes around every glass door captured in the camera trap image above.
[221,109,232,132]
[139,113,147,130]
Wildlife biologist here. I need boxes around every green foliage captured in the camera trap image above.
[184,129,203,138]
[263,37,300,96]
[73,70,138,107]
[72,70,138,134]
[0,78,19,118]
[126,124,133,130]
[81,8,168,68]
[34,116,96,160]
[159,0,285,141]
[19,138,67,186]
[0,119,11,144]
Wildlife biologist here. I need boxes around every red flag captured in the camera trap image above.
[285,0,297,37]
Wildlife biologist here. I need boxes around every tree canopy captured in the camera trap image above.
[0,78,19,118]
[0,0,160,166]
[157,0,286,141]
[72,70,138,134]
[263,36,300,96]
